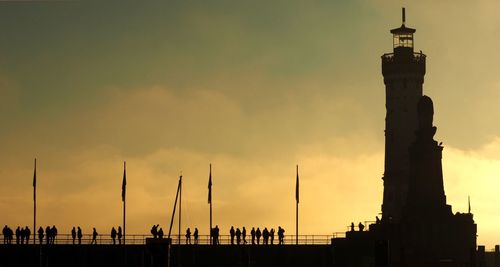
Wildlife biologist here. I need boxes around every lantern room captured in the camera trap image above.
[390,8,416,53]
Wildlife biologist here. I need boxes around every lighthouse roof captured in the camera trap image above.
[390,24,416,34]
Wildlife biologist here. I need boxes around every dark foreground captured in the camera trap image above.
[0,244,333,267]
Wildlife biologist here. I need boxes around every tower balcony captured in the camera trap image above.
[381,52,426,76]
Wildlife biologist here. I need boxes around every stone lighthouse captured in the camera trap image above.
[381,8,426,222]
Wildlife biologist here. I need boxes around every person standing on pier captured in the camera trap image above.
[111,227,117,244]
[117,226,122,244]
[25,227,31,244]
[251,227,255,245]
[236,228,241,245]
[77,227,82,244]
[71,227,76,244]
[270,228,275,245]
[37,227,44,244]
[158,228,164,239]
[91,228,98,244]
[230,226,235,245]
[193,228,198,244]
[242,227,247,244]
[256,228,261,245]
[185,228,191,244]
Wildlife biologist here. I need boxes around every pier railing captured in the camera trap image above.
[1,233,346,245]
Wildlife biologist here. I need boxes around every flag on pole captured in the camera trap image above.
[295,165,299,203]
[122,161,126,202]
[208,164,212,204]
[33,159,37,200]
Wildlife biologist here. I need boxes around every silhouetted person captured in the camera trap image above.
[278,226,285,245]
[111,227,117,244]
[25,227,31,244]
[77,227,82,245]
[21,227,26,244]
[211,225,220,245]
[350,222,355,232]
[52,226,58,244]
[185,228,191,244]
[358,222,364,232]
[242,227,247,244]
[236,228,241,245]
[2,226,8,244]
[270,228,275,244]
[15,227,20,244]
[151,224,158,238]
[230,226,235,245]
[256,228,261,245]
[37,227,44,244]
[6,227,13,244]
[45,226,51,245]
[71,227,76,244]
[158,228,164,239]
[91,228,98,244]
[251,227,256,245]
[263,228,269,245]
[193,228,199,244]
[117,226,122,244]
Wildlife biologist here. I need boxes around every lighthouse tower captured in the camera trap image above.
[381,8,426,222]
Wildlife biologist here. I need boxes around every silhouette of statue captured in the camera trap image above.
[111,227,117,244]
[242,227,247,244]
[358,222,364,232]
[117,226,122,245]
[236,228,241,245]
[25,227,30,244]
[350,222,355,232]
[91,228,98,244]
[270,228,275,245]
[251,227,256,245]
[15,226,20,244]
[193,228,199,244]
[230,226,235,245]
[37,227,44,244]
[77,227,83,245]
[185,228,191,244]
[256,228,261,245]
[158,228,164,239]
[262,228,269,245]
[71,227,76,244]
[52,226,58,244]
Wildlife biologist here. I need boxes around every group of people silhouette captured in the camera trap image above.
[185,227,199,244]
[2,226,32,244]
[37,226,58,244]
[202,226,285,245]
[109,226,123,244]
[150,224,165,239]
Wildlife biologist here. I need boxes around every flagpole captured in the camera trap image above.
[296,164,299,245]
[33,158,37,245]
[208,164,212,245]
[123,161,126,246]
[178,174,182,245]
